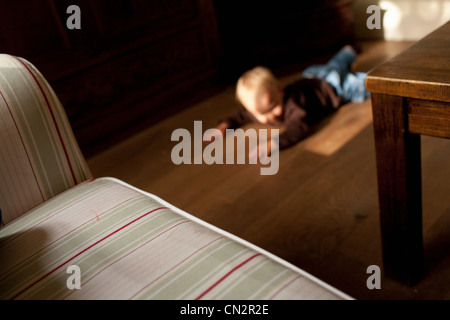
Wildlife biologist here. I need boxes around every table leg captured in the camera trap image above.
[371,93,424,285]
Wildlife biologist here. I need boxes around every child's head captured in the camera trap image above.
[236,66,284,124]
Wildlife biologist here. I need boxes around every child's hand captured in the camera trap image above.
[249,139,278,163]
[203,130,222,144]
[203,122,228,144]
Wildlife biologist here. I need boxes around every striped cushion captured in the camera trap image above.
[0,54,92,225]
[0,178,350,300]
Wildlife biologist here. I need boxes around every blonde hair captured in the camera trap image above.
[236,66,283,113]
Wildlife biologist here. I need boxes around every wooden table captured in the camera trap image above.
[366,21,450,285]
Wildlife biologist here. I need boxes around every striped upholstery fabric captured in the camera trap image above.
[0,54,92,225]
[0,178,350,300]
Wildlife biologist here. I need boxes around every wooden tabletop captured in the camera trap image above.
[366,21,450,103]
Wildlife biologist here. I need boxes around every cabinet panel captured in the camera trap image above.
[0,0,221,156]
[53,26,216,152]
[0,0,67,57]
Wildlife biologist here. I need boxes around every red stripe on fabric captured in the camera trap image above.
[268,275,302,300]
[195,253,262,300]
[0,184,118,248]
[14,56,77,185]
[64,220,212,300]
[0,88,44,201]
[77,220,191,289]
[128,236,225,300]
[3,194,144,275]
[9,206,167,300]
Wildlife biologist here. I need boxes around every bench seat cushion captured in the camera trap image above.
[0,178,350,300]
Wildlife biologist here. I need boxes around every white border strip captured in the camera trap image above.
[100,177,354,300]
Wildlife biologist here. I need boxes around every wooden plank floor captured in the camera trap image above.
[87,41,450,300]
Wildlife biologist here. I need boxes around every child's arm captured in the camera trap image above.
[216,121,229,137]
[205,106,255,143]
[249,137,279,163]
[204,121,229,143]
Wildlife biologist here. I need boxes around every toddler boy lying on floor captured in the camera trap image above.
[206,45,370,159]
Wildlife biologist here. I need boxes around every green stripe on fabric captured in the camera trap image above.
[24,61,88,183]
[0,180,110,237]
[0,180,133,295]
[0,195,170,299]
[210,259,294,299]
[16,60,72,194]
[136,240,253,300]
[1,65,66,198]
[20,207,184,300]
[0,68,48,208]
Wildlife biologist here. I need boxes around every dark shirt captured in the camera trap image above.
[221,78,341,149]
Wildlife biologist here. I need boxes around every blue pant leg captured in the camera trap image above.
[325,46,357,81]
[302,46,357,97]
[303,46,356,79]
[302,65,342,96]
[302,65,330,81]
[341,71,370,103]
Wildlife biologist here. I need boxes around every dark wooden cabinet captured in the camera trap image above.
[0,0,354,157]
[213,0,356,79]
[0,0,222,156]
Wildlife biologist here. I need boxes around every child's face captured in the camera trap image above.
[241,90,283,125]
